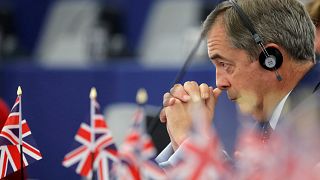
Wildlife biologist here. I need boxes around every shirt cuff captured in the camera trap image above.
[155,143,184,169]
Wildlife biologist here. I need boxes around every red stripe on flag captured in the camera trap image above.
[127,161,141,180]
[4,116,19,126]
[8,145,23,170]
[79,152,93,176]
[77,127,91,141]
[1,150,8,178]
[143,140,154,150]
[95,137,113,150]
[64,146,87,161]
[0,131,18,145]
[94,119,107,129]
[126,133,139,143]
[107,149,118,157]
[22,122,30,135]
[22,142,42,157]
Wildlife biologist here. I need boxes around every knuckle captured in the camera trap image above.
[190,81,198,86]
[200,83,208,88]
[170,87,174,93]
[174,84,182,88]
[171,84,182,94]
[184,81,192,88]
[163,92,171,99]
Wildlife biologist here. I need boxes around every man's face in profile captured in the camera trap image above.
[207,17,275,121]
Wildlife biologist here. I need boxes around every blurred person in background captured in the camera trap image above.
[306,0,320,61]
[91,6,130,59]
[0,5,20,61]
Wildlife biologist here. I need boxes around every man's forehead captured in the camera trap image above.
[206,15,227,39]
[206,22,230,47]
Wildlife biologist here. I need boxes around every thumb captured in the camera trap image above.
[212,88,222,99]
[206,87,222,112]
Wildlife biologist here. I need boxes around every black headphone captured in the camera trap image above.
[229,0,283,81]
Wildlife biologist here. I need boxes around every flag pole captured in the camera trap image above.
[17,86,24,180]
[89,87,97,180]
[135,88,147,176]
[136,88,148,129]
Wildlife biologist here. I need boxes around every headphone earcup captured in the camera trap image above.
[259,47,283,71]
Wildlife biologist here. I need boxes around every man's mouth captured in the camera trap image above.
[227,92,238,102]
[230,98,237,102]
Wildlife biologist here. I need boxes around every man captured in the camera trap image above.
[306,0,320,61]
[156,0,320,168]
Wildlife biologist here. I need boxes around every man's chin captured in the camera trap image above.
[236,102,264,121]
[230,98,237,102]
[236,99,257,114]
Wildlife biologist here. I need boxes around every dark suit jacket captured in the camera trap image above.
[279,63,320,121]
[276,63,320,163]
[223,63,320,165]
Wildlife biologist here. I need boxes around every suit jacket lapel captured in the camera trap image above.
[280,63,320,121]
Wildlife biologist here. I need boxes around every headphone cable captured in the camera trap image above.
[147,35,204,134]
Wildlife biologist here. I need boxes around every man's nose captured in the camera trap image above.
[216,70,230,90]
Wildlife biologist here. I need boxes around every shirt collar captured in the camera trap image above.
[269,92,291,130]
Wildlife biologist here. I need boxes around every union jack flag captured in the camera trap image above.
[233,126,320,180]
[62,99,118,180]
[167,104,230,180]
[0,96,42,178]
[114,107,166,180]
[0,97,24,146]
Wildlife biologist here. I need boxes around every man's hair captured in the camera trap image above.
[202,0,316,62]
[306,0,320,27]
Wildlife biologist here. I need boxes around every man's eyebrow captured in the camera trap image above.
[209,54,225,61]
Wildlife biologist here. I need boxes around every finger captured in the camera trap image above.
[206,87,222,112]
[199,83,210,99]
[159,108,167,123]
[163,92,176,107]
[183,81,201,102]
[212,88,222,99]
[170,84,190,102]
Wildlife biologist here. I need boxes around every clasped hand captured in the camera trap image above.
[160,81,222,151]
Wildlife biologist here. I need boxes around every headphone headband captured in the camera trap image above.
[228,0,283,81]
[229,0,262,44]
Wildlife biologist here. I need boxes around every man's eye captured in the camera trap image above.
[220,62,229,68]
[219,61,234,73]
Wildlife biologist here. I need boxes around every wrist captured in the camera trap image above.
[172,134,188,151]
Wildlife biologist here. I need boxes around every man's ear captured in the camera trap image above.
[258,43,283,71]
[258,43,284,81]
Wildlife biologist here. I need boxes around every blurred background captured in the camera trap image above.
[0,0,222,65]
[0,0,314,179]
